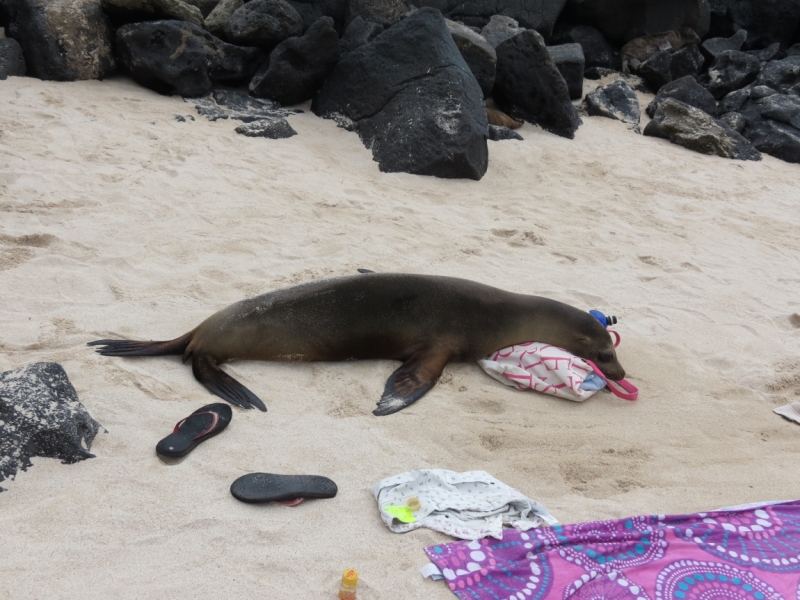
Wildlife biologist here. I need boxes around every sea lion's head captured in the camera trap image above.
[573,317,626,381]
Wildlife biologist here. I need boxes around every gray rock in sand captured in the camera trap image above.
[188,90,302,122]
[644,97,761,161]
[236,118,298,138]
[488,124,523,141]
[547,43,585,100]
[0,362,104,491]
[584,79,640,128]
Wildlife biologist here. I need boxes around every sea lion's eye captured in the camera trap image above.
[597,352,613,363]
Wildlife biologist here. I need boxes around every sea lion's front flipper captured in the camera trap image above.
[191,355,267,412]
[374,348,451,416]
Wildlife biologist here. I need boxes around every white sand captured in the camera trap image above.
[1,75,799,599]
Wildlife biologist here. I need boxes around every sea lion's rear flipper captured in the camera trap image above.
[191,355,267,412]
[374,348,451,416]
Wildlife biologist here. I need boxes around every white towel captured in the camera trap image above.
[371,469,556,540]
[774,403,800,424]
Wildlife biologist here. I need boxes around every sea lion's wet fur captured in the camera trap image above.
[90,274,625,414]
[621,27,700,72]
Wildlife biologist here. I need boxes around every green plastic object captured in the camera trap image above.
[385,505,416,523]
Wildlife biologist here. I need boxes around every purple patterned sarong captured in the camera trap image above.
[424,500,800,600]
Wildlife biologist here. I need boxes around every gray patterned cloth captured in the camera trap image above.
[371,469,556,540]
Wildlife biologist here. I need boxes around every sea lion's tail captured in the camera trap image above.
[88,331,193,357]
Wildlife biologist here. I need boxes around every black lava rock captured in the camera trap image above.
[718,111,745,133]
[0,37,26,79]
[584,79,640,127]
[718,85,752,113]
[746,43,781,64]
[550,23,620,70]
[0,362,104,491]
[447,18,496,98]
[494,29,582,138]
[117,20,266,96]
[706,50,761,99]
[756,56,800,94]
[250,16,340,104]
[347,0,411,27]
[728,0,800,50]
[206,0,243,36]
[646,75,717,118]
[560,0,710,42]
[4,0,116,81]
[755,93,800,129]
[224,0,304,48]
[669,44,704,80]
[288,0,347,32]
[412,0,566,36]
[479,15,524,48]
[700,28,745,60]
[488,124,523,140]
[633,48,672,91]
[188,89,302,121]
[101,0,205,27]
[547,42,585,100]
[643,97,761,161]
[312,8,488,179]
[235,118,298,137]
[339,15,383,54]
[744,118,800,163]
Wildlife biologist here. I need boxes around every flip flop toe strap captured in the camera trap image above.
[172,411,221,439]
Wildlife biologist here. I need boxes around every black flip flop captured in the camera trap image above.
[156,403,232,458]
[230,473,338,506]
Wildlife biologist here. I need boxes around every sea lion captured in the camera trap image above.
[486,107,522,129]
[89,274,626,415]
[621,27,700,72]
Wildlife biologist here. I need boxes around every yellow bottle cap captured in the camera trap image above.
[342,569,359,586]
[407,497,421,511]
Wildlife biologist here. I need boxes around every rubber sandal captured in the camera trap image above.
[156,403,232,458]
[230,473,338,504]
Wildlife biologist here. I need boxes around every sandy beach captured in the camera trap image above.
[1,74,799,599]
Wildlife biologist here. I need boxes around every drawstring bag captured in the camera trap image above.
[477,311,638,402]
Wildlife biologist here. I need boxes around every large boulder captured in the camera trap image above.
[561,0,710,42]
[643,97,761,160]
[3,0,115,81]
[339,15,383,54]
[549,23,619,70]
[479,14,523,48]
[410,0,566,35]
[250,16,340,104]
[205,0,242,36]
[728,0,800,50]
[0,37,26,78]
[646,75,718,117]
[547,42,584,99]
[101,0,204,27]
[0,362,104,492]
[700,27,745,60]
[706,49,760,99]
[288,0,347,31]
[756,56,800,94]
[493,29,581,138]
[446,18,496,98]
[312,7,488,179]
[224,0,304,48]
[346,0,410,27]
[117,20,266,96]
[633,48,672,91]
[669,43,704,79]
[754,93,800,129]
[584,79,640,127]
[743,118,800,163]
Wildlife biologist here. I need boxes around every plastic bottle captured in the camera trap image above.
[339,569,358,600]
[589,310,617,329]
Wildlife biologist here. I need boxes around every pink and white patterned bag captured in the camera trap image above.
[478,341,638,402]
